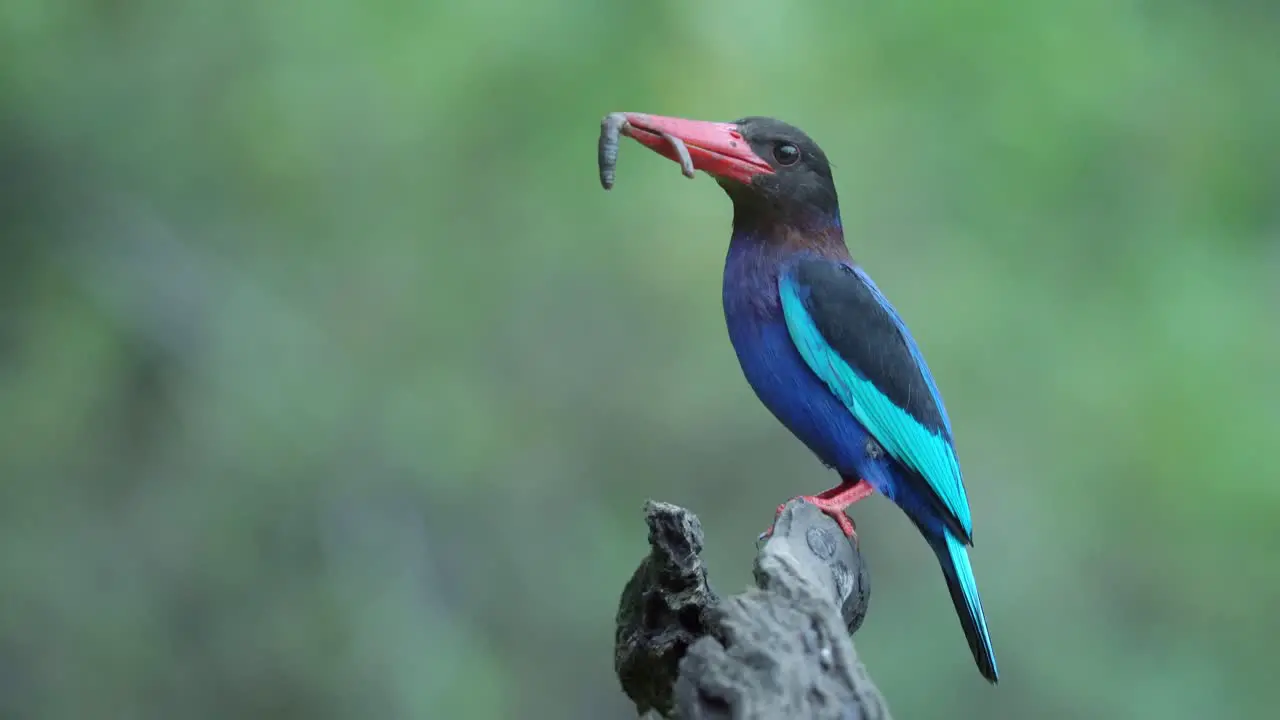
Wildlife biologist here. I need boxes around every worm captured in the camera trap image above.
[598,113,697,190]
[599,112,627,190]
[660,130,697,180]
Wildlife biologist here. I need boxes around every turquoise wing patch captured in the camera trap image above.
[779,267,973,536]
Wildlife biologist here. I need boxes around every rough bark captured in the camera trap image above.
[615,499,892,720]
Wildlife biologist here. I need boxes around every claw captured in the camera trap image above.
[761,497,857,540]
[761,480,875,540]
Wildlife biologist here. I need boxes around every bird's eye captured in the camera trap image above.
[773,143,800,166]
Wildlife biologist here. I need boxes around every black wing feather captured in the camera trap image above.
[792,258,971,542]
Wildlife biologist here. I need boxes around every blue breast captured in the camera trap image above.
[728,316,869,471]
[722,241,906,503]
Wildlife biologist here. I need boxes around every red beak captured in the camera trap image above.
[622,113,774,183]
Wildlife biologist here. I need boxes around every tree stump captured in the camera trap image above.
[615,499,892,720]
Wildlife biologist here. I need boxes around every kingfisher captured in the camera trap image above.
[610,112,999,683]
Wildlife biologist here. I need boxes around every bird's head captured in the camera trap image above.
[620,113,839,228]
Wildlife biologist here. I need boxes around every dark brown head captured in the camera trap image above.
[620,113,840,228]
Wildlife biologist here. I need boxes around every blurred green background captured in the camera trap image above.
[2,1,1277,718]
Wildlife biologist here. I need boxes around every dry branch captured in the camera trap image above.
[615,499,892,720]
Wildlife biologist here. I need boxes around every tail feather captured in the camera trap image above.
[928,530,999,683]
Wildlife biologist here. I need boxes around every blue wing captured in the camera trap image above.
[778,257,973,541]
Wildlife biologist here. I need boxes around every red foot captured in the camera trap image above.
[763,479,874,539]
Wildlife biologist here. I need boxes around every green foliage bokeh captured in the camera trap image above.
[1,1,1276,718]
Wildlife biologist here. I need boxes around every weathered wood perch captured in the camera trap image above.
[614,499,892,720]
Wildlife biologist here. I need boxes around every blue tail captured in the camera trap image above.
[927,530,999,683]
